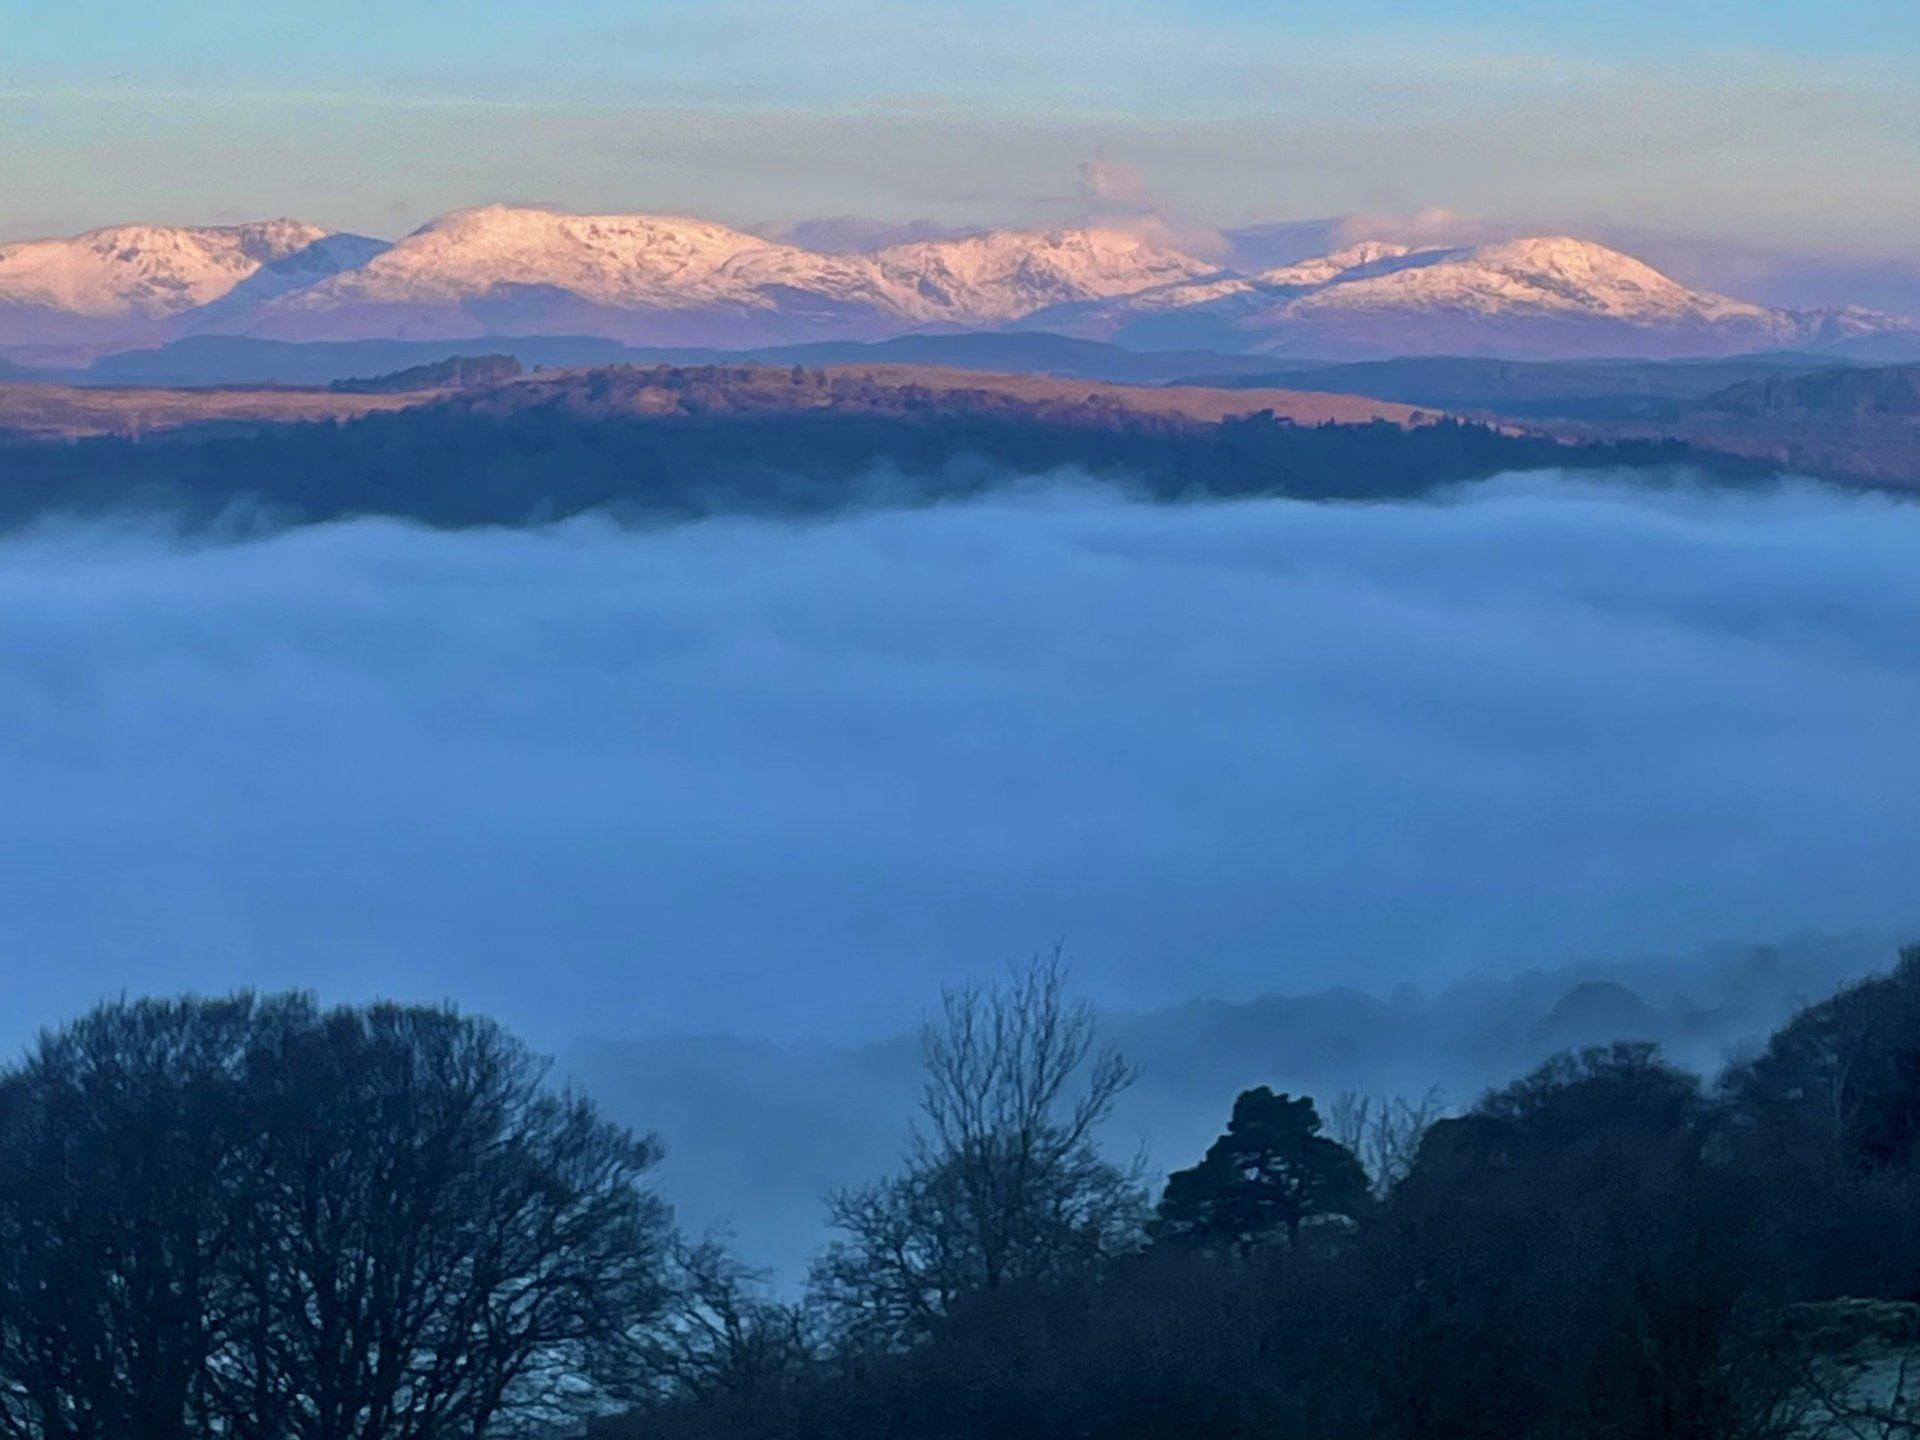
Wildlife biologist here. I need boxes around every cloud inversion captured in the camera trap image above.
[1,473,1916,1059]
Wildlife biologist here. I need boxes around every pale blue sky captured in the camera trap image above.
[2,0,1916,260]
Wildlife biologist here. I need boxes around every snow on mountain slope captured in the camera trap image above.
[1258,241,1418,288]
[255,210,1217,325]
[0,207,1906,360]
[1285,238,1776,325]
[1059,235,1898,359]
[1055,237,1772,325]
[1053,240,1427,323]
[233,206,885,343]
[1248,237,1826,357]
[0,220,350,319]
[237,208,1226,343]
[862,226,1221,323]
[258,205,826,311]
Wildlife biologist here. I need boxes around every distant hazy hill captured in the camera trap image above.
[1821,328,1920,363]
[565,936,1897,1282]
[1158,356,1920,485]
[1703,364,1920,419]
[1598,364,1920,485]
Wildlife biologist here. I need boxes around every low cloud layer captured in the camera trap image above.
[1,474,1917,1061]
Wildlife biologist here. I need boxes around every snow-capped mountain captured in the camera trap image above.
[235,206,1225,345]
[237,206,844,343]
[1035,236,1895,359]
[1063,242,1425,321]
[0,206,1908,359]
[0,220,384,343]
[1260,240,1418,289]
[862,226,1219,324]
[264,207,811,311]
[1279,237,1793,347]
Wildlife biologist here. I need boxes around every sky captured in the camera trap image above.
[3,473,1918,1062]
[2,0,1917,285]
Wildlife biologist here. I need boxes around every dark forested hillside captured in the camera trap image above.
[600,951,1920,1440]
[1581,363,1920,485]
[5,952,1920,1438]
[0,369,1725,533]
[1704,364,1920,418]
[328,352,524,393]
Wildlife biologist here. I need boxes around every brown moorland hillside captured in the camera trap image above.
[11,361,1916,488]
[0,382,429,439]
[0,362,1439,442]
[456,362,1441,429]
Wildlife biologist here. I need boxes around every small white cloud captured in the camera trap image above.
[1075,151,1151,207]
[1332,206,1504,250]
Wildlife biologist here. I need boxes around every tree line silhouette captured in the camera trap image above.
[4,949,1918,1438]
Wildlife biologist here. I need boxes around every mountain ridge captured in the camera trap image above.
[1029,234,1905,359]
[1,205,1910,361]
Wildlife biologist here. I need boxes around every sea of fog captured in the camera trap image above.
[1,470,1917,1059]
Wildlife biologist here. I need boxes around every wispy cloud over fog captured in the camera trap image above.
[1,475,1917,1058]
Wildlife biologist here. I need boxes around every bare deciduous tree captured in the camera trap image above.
[0,995,672,1440]
[1328,1088,1449,1197]
[645,1233,814,1403]
[1771,1302,1920,1439]
[0,997,268,1440]
[810,952,1146,1350]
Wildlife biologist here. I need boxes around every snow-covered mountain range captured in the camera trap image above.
[1026,236,1900,359]
[226,205,1221,345]
[0,221,386,344]
[0,205,1909,360]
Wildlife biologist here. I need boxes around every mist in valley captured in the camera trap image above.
[2,470,1917,1273]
